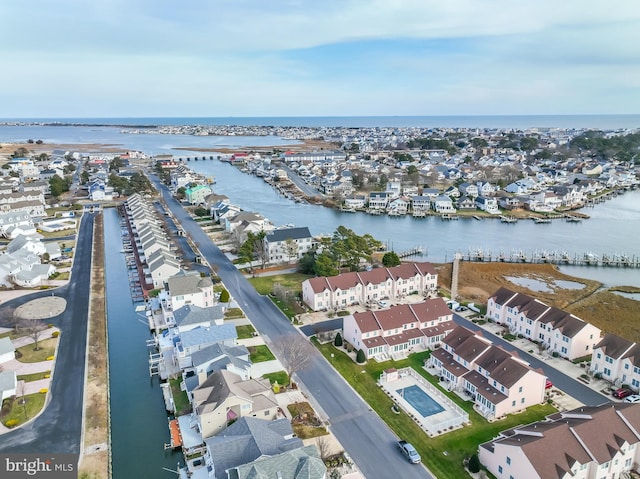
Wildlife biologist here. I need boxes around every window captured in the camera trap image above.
[498,466,503,474]
[518,386,523,393]
[506,457,511,465]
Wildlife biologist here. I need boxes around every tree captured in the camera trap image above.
[194,207,209,217]
[382,251,401,267]
[219,288,230,303]
[334,332,343,347]
[468,453,481,473]
[272,335,313,388]
[356,349,366,364]
[284,238,298,264]
[80,170,90,184]
[20,318,47,351]
[109,156,125,172]
[176,187,187,200]
[49,175,71,197]
[316,436,332,460]
[314,252,339,277]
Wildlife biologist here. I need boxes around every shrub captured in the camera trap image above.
[44,374,51,379]
[51,331,60,338]
[39,388,48,394]
[468,453,481,473]
[5,419,18,428]
[356,349,366,364]
[552,351,560,358]
[334,333,343,347]
[46,356,54,361]
[219,289,230,303]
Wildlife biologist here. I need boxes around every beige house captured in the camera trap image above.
[487,287,601,361]
[342,298,455,360]
[479,402,640,479]
[302,262,438,311]
[192,370,278,440]
[428,325,546,419]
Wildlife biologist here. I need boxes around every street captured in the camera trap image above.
[151,175,434,479]
[0,213,95,453]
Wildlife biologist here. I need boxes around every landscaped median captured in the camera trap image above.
[313,339,556,479]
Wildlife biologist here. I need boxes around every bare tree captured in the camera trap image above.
[272,334,314,388]
[315,435,332,460]
[17,381,27,419]
[284,238,298,264]
[20,318,48,351]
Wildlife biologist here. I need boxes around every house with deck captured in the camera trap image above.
[264,226,315,264]
[342,298,455,360]
[486,287,601,361]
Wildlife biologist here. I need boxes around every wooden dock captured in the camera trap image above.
[462,249,640,267]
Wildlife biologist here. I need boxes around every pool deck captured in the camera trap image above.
[379,368,469,437]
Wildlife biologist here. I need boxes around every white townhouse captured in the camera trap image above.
[487,287,601,361]
[590,334,640,390]
[480,403,640,479]
[264,226,315,264]
[343,298,455,360]
[475,196,499,214]
[428,325,547,419]
[301,262,438,311]
[432,195,455,213]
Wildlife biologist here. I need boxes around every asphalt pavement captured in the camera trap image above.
[0,213,95,454]
[150,175,435,479]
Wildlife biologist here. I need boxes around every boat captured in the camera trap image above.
[566,216,582,223]
[472,215,481,221]
[534,217,552,224]
[500,216,518,223]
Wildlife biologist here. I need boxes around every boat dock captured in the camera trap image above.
[463,248,640,267]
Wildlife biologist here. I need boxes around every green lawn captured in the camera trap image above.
[236,324,256,339]
[169,378,192,416]
[249,345,276,363]
[247,273,312,295]
[17,371,51,382]
[262,371,289,386]
[15,338,57,363]
[315,341,556,479]
[224,308,245,319]
[1,393,47,428]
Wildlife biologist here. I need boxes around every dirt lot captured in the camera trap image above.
[438,261,640,343]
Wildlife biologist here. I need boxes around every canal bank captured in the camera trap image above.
[104,208,181,478]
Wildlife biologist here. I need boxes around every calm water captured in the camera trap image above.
[104,209,181,478]
[2,114,640,129]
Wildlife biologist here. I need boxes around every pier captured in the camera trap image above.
[463,248,640,268]
[396,246,425,258]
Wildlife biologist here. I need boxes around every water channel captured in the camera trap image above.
[105,208,180,478]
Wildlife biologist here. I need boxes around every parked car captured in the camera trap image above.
[455,306,467,312]
[397,440,421,464]
[624,394,640,403]
[545,379,553,389]
[377,300,388,308]
[613,388,634,399]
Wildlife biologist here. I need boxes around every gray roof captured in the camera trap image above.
[0,371,17,392]
[173,304,225,329]
[204,417,303,479]
[190,343,250,371]
[0,337,15,357]
[266,227,311,243]
[228,445,326,479]
[179,324,237,350]
[166,271,213,296]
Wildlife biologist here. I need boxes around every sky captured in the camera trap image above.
[1,0,639,118]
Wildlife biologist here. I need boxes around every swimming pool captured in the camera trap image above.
[396,385,444,417]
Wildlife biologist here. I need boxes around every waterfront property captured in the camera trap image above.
[427,325,547,420]
[342,298,455,360]
[379,367,469,437]
[479,402,640,479]
[302,261,438,311]
[486,287,601,361]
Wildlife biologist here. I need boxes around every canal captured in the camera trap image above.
[105,208,181,478]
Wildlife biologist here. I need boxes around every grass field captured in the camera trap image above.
[236,324,256,339]
[15,338,57,363]
[249,345,276,363]
[1,393,47,428]
[262,371,289,386]
[248,273,312,295]
[17,371,51,382]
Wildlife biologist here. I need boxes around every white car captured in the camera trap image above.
[623,394,640,403]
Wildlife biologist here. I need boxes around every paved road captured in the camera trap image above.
[150,175,433,479]
[0,213,95,453]
[282,166,324,199]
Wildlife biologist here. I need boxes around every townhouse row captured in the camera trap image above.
[302,261,438,311]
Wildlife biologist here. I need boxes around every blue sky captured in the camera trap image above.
[1,0,638,117]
